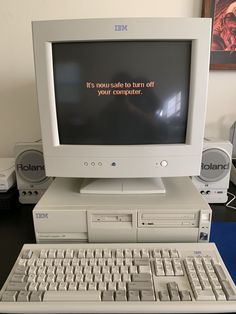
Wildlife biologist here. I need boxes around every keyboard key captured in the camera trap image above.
[77,249,85,258]
[170,249,179,258]
[193,289,215,301]
[11,275,27,283]
[128,282,153,291]
[22,250,33,259]
[133,249,141,258]
[15,266,28,275]
[68,282,77,291]
[94,274,103,282]
[1,291,18,302]
[104,274,112,282]
[159,290,170,301]
[116,249,123,258]
[56,249,64,259]
[98,282,106,291]
[140,290,155,301]
[153,249,161,258]
[221,280,236,301]
[103,249,111,258]
[6,283,28,291]
[65,249,74,259]
[134,258,149,266]
[108,282,116,291]
[17,291,31,302]
[48,282,58,291]
[213,289,226,301]
[131,274,152,282]
[78,282,87,291]
[113,274,121,282]
[129,266,137,274]
[86,249,94,258]
[95,249,103,258]
[179,290,191,301]
[88,282,97,290]
[161,249,170,258]
[138,265,151,274]
[214,264,228,281]
[48,249,56,259]
[115,291,127,301]
[102,291,114,301]
[167,282,180,301]
[117,282,126,291]
[29,291,43,302]
[128,290,140,301]
[38,282,49,291]
[44,291,101,301]
[120,266,129,274]
[28,282,38,291]
[39,249,48,259]
[124,249,132,258]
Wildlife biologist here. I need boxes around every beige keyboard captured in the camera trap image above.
[0,243,236,313]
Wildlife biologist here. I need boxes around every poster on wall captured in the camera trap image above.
[202,0,236,69]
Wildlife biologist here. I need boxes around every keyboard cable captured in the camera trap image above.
[226,191,236,210]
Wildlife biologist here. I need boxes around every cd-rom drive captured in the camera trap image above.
[33,177,211,243]
[138,213,198,227]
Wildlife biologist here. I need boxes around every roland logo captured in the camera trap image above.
[35,213,48,219]
[17,163,45,171]
[201,162,230,170]
[114,24,128,31]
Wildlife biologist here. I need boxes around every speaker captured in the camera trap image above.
[14,142,53,204]
[230,121,236,158]
[192,138,232,203]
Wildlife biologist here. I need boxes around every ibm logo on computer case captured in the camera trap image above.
[114,25,128,31]
[35,213,48,219]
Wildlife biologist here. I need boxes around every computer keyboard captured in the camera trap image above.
[0,243,236,313]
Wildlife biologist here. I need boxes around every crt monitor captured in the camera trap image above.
[32,18,211,191]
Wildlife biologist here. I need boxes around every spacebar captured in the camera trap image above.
[43,291,101,301]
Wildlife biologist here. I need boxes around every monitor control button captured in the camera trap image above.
[160,160,168,167]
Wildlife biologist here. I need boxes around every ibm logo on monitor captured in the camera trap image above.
[114,24,128,31]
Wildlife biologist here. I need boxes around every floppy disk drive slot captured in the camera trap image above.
[92,214,132,223]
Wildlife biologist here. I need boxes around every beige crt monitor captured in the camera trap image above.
[32,18,211,192]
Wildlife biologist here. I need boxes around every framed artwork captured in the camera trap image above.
[202,0,236,69]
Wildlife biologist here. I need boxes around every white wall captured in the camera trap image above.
[0,0,235,157]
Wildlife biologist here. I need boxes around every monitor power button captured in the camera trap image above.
[160,160,168,167]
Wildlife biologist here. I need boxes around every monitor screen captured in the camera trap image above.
[52,41,191,145]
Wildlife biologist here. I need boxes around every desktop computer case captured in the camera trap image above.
[33,177,211,244]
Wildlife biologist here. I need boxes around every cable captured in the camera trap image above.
[0,159,15,173]
[226,192,236,210]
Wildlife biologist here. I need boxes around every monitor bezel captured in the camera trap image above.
[32,18,211,178]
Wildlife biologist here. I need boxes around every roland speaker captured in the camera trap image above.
[14,142,54,204]
[230,121,236,158]
[192,138,232,203]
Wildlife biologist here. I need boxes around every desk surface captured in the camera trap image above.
[0,184,236,290]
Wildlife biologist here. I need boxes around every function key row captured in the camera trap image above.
[22,248,180,260]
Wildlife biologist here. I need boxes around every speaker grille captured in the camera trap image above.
[199,148,230,182]
[15,150,48,183]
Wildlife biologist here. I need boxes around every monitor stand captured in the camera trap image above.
[79,178,166,194]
